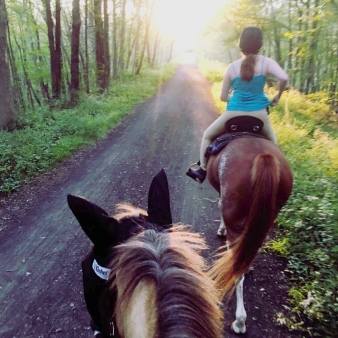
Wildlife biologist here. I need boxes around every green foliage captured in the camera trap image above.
[201,59,338,337]
[197,58,226,112]
[200,0,338,97]
[0,63,176,194]
[198,58,226,83]
[264,237,290,257]
[265,99,338,337]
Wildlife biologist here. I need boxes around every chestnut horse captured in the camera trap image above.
[208,137,293,334]
[68,169,223,338]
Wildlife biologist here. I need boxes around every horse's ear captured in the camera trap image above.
[67,194,118,246]
[146,169,172,226]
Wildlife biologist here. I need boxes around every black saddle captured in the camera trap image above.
[224,115,263,133]
[205,115,267,159]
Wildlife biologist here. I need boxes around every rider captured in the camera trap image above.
[186,25,288,183]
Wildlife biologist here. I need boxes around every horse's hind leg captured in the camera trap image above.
[217,198,227,237]
[231,275,247,334]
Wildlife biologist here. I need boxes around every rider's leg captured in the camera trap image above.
[260,113,277,144]
[200,112,232,169]
[187,112,231,183]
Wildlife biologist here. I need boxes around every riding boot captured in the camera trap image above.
[186,161,207,183]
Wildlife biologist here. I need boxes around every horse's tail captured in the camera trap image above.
[210,153,280,298]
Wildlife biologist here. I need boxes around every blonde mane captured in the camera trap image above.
[113,203,148,222]
[109,225,224,338]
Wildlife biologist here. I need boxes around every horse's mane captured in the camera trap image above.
[113,203,148,221]
[109,206,223,338]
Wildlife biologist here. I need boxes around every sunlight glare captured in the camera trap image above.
[154,0,225,52]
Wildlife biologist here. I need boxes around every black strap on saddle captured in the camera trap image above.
[205,115,267,159]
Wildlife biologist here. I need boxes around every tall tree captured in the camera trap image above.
[135,0,155,75]
[305,0,319,94]
[29,1,50,101]
[83,0,90,93]
[102,0,110,89]
[112,0,118,78]
[94,0,105,89]
[70,0,81,102]
[0,0,16,129]
[118,0,127,73]
[44,0,62,99]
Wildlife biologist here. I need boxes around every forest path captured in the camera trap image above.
[0,64,298,337]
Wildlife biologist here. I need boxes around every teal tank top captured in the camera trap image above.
[226,57,272,111]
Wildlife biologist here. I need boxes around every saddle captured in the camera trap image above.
[205,116,267,159]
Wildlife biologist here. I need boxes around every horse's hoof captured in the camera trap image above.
[231,321,246,334]
[217,229,226,237]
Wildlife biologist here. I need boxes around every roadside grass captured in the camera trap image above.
[198,58,338,337]
[0,63,177,194]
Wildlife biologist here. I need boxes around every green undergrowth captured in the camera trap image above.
[0,63,177,194]
[199,58,338,337]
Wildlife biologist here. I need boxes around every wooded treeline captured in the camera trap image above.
[0,0,175,129]
[2,0,338,130]
[201,0,338,103]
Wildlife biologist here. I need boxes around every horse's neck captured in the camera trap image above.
[117,278,157,338]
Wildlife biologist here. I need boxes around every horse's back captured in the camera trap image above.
[208,137,291,190]
[207,138,293,234]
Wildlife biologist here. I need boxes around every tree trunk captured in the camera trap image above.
[294,5,303,91]
[94,0,105,89]
[286,0,293,74]
[305,0,319,94]
[6,24,25,110]
[118,0,126,73]
[146,39,151,64]
[70,0,81,103]
[270,0,281,64]
[0,0,16,129]
[13,34,41,108]
[135,0,155,75]
[84,0,89,93]
[55,0,62,97]
[151,30,160,66]
[125,15,142,71]
[45,0,62,99]
[167,34,175,63]
[35,27,50,100]
[112,0,118,79]
[102,0,110,89]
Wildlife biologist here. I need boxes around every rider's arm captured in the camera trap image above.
[266,58,288,105]
[220,67,232,102]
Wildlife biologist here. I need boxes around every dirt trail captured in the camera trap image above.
[0,65,298,337]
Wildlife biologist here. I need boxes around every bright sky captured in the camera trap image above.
[154,0,226,51]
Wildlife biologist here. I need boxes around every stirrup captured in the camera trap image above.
[186,162,207,183]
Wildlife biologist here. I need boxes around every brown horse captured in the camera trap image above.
[68,169,223,338]
[208,137,293,334]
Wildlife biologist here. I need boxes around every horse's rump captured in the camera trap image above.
[208,138,293,298]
